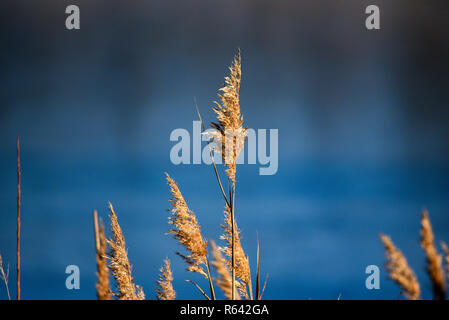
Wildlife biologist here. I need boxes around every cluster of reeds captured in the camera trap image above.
[0,51,263,301]
[163,49,266,300]
[1,53,449,302]
[90,50,266,300]
[380,209,449,300]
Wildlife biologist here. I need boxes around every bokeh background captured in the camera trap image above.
[0,0,448,299]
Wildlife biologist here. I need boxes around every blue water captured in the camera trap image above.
[1,0,448,300]
[0,149,448,299]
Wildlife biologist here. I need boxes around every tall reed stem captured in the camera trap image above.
[231,180,236,300]
[16,136,21,300]
[205,258,216,300]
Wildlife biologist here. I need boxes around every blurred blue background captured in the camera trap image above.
[0,0,448,299]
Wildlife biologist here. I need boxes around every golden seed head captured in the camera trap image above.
[380,233,421,300]
[107,203,144,300]
[208,50,247,184]
[156,258,176,300]
[165,173,208,278]
[420,210,446,299]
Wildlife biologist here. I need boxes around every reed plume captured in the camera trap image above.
[221,204,251,299]
[165,173,208,278]
[0,253,11,300]
[208,49,247,184]
[165,173,216,299]
[107,202,144,300]
[380,233,421,300]
[156,258,176,300]
[206,50,249,300]
[210,240,240,300]
[93,210,111,300]
[420,210,446,300]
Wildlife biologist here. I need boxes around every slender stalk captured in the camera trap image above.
[256,238,260,300]
[186,280,210,300]
[205,258,216,300]
[93,210,100,252]
[231,181,236,300]
[16,136,21,300]
[247,257,253,300]
[195,102,231,208]
[259,273,269,299]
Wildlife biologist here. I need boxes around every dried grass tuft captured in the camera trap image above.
[107,202,144,300]
[380,233,421,300]
[156,258,176,300]
[208,49,247,184]
[165,173,208,278]
[420,210,446,300]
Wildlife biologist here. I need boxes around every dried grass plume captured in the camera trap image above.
[165,173,208,278]
[107,202,144,300]
[208,49,247,184]
[420,209,446,300]
[380,233,421,300]
[156,258,176,300]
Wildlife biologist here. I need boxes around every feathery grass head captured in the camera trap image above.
[220,204,251,298]
[420,209,446,300]
[207,50,247,184]
[107,202,144,300]
[93,210,111,300]
[156,258,176,300]
[210,240,240,300]
[165,173,208,278]
[380,233,421,300]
